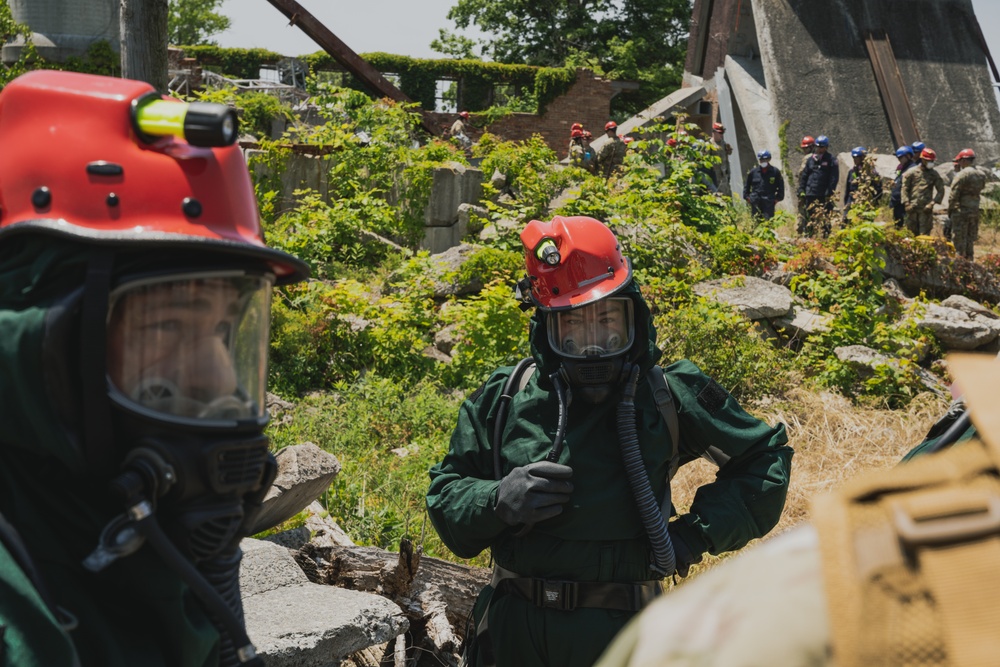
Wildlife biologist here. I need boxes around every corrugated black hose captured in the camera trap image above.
[617,364,676,576]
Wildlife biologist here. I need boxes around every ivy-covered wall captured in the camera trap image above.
[176,46,575,114]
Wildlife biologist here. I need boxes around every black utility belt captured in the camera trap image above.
[492,566,662,612]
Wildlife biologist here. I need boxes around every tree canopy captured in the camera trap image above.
[168,0,231,46]
[444,0,691,116]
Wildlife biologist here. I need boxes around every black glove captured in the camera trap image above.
[668,522,703,578]
[494,461,574,526]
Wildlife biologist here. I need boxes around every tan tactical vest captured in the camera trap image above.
[814,354,1000,667]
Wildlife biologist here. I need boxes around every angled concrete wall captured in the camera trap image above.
[753,0,1000,161]
[2,0,120,64]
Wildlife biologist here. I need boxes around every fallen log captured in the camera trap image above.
[294,538,490,666]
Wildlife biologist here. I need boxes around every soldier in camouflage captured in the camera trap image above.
[901,147,945,236]
[597,121,628,178]
[948,149,989,260]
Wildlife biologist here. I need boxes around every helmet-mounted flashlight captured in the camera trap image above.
[536,239,561,266]
[132,95,239,147]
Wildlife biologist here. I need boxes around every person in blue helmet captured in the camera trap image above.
[798,135,839,237]
[911,140,926,157]
[843,146,883,223]
[890,146,918,227]
[743,149,785,220]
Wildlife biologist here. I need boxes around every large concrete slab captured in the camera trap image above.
[589,86,707,154]
[241,539,407,667]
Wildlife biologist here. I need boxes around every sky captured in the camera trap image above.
[218,0,1000,66]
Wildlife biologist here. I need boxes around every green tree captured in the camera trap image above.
[445,0,690,115]
[168,0,231,46]
[0,0,37,88]
[430,28,478,59]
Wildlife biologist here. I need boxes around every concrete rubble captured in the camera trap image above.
[241,539,407,667]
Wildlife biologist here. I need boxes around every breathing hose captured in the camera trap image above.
[617,365,676,576]
[111,468,263,667]
[545,373,569,463]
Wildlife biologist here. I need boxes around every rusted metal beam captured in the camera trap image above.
[864,30,921,147]
[264,0,438,134]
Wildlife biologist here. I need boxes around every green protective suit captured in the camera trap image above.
[426,281,793,667]
[0,237,219,666]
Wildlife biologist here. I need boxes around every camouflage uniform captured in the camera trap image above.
[569,140,586,169]
[948,166,988,260]
[901,165,944,236]
[711,137,733,196]
[597,137,628,177]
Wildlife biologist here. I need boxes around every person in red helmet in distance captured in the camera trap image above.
[0,70,308,667]
[597,121,628,177]
[427,216,793,667]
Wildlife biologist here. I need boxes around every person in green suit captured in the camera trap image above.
[0,71,308,666]
[426,215,794,667]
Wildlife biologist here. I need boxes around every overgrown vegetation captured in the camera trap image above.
[225,96,973,560]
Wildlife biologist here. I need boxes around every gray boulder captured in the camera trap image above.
[917,302,1000,350]
[241,539,406,667]
[834,345,947,396]
[772,306,832,338]
[250,443,342,535]
[694,276,793,320]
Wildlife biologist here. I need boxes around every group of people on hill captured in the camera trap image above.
[568,121,632,177]
[738,132,993,259]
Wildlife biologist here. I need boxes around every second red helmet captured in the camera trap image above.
[521,216,632,311]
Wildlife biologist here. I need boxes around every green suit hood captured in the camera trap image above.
[528,279,662,379]
[0,235,89,471]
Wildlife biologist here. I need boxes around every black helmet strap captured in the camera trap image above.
[80,248,115,475]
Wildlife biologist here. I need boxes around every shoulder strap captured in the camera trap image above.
[647,366,680,480]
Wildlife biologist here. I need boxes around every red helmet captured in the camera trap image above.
[605,121,618,131]
[801,136,816,148]
[571,128,584,138]
[954,148,976,161]
[583,130,593,138]
[0,70,307,283]
[712,122,725,133]
[571,122,583,131]
[666,138,678,147]
[459,111,470,119]
[521,216,631,311]
[920,147,937,161]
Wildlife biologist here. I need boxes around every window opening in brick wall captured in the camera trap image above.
[436,79,458,113]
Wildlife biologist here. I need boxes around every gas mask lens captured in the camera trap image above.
[107,271,274,423]
[548,298,634,359]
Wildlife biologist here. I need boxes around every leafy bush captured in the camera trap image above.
[652,293,794,402]
[193,86,293,139]
[789,222,934,406]
[438,281,532,390]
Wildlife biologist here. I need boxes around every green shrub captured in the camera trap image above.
[652,294,794,402]
[267,377,463,559]
[438,281,532,390]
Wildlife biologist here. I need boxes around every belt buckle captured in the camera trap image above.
[532,579,577,611]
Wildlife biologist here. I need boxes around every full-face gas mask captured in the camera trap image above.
[519,215,635,403]
[92,268,280,666]
[548,297,635,403]
[105,270,276,562]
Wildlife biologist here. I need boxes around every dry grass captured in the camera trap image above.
[669,387,950,578]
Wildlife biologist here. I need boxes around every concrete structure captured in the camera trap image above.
[2,0,120,64]
[684,0,1000,203]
